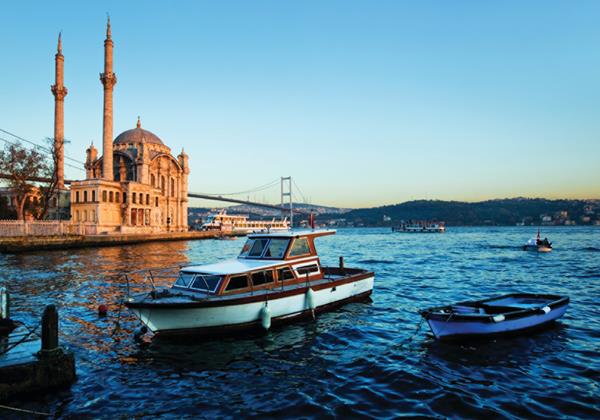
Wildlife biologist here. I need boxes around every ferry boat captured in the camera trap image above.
[124,230,375,337]
[201,210,289,233]
[392,221,446,233]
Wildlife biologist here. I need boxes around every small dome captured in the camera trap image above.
[114,118,164,145]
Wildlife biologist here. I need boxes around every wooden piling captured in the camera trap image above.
[0,287,8,320]
[0,304,76,402]
[339,256,345,271]
[41,304,58,352]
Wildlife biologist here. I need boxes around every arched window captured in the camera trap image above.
[92,190,96,202]
[161,176,166,195]
[83,191,88,202]
[146,194,150,206]
[75,191,80,203]
[151,174,156,187]
[109,191,114,202]
[102,191,107,202]
[115,192,120,203]
[170,178,175,197]
[132,192,137,204]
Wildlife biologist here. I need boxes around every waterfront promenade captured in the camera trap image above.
[0,230,222,252]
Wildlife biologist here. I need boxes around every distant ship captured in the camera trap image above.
[201,210,290,234]
[392,221,446,233]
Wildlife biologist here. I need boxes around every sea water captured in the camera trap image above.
[1,226,598,417]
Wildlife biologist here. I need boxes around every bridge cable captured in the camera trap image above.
[0,128,86,166]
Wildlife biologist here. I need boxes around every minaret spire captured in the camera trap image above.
[100,15,117,180]
[51,31,68,189]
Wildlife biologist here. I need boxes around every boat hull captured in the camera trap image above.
[523,245,552,252]
[127,274,374,337]
[422,293,569,341]
[425,305,567,341]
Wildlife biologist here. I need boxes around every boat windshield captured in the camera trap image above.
[174,271,195,288]
[174,272,222,293]
[263,239,290,258]
[239,238,290,259]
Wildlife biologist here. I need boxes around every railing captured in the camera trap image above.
[0,220,99,237]
[121,266,182,299]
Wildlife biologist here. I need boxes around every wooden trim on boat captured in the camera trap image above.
[125,269,374,310]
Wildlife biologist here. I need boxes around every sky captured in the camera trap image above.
[1,1,599,208]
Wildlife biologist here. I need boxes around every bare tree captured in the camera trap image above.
[37,138,61,220]
[0,142,50,220]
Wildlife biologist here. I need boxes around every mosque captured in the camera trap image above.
[53,18,189,233]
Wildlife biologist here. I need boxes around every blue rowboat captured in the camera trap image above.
[420,293,569,341]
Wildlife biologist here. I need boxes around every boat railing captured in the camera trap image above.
[121,265,182,299]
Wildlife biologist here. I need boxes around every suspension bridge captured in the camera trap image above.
[0,128,313,221]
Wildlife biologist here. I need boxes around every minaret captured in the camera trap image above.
[100,16,117,180]
[50,32,68,189]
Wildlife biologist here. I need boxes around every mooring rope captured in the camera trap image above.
[0,403,50,416]
[0,320,40,356]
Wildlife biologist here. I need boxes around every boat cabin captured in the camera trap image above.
[172,230,336,296]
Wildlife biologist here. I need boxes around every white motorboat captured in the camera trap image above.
[523,230,552,252]
[125,230,375,337]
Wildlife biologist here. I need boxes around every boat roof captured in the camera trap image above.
[248,229,336,239]
[182,258,286,275]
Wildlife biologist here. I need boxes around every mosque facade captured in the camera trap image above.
[60,19,189,233]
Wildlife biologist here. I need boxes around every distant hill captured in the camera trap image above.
[321,198,600,226]
[189,198,600,227]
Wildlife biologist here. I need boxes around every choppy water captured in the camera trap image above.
[1,227,599,418]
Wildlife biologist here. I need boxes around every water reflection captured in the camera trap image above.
[0,228,598,418]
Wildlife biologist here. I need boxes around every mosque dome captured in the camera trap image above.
[114,117,164,145]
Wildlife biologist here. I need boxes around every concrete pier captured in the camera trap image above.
[0,305,76,402]
[0,230,224,253]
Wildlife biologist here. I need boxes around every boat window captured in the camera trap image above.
[174,272,195,288]
[289,237,311,257]
[277,267,295,282]
[296,264,320,276]
[226,275,249,291]
[264,239,290,258]
[249,239,269,257]
[190,274,222,293]
[239,239,255,257]
[251,270,274,286]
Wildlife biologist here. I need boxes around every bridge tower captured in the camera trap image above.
[100,16,117,180]
[281,176,293,227]
[50,32,67,189]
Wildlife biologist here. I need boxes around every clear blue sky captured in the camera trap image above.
[1,1,599,208]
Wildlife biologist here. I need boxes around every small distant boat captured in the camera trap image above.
[392,221,445,233]
[523,229,552,252]
[420,293,569,341]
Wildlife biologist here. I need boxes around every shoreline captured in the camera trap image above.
[0,231,227,253]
